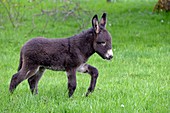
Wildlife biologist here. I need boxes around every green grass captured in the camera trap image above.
[0,0,170,113]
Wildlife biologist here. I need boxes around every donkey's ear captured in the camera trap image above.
[92,14,100,34]
[100,13,107,28]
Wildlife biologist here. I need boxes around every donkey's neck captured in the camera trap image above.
[69,28,96,60]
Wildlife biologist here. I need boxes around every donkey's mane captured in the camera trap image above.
[69,28,94,40]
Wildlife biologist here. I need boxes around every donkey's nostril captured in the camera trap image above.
[107,55,113,60]
[109,55,113,59]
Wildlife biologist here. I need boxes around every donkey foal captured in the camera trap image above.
[9,13,113,97]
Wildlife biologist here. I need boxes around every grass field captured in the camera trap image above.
[0,0,170,113]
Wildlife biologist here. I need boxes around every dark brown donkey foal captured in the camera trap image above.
[9,13,113,97]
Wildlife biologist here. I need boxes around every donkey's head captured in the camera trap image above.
[92,13,113,60]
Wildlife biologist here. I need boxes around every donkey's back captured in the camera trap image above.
[21,37,72,71]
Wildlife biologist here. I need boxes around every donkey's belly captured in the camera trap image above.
[42,65,65,71]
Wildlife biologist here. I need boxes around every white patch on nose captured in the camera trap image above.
[105,49,113,58]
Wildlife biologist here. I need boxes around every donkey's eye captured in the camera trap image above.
[97,42,106,46]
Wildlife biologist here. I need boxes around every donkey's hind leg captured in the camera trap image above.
[9,64,39,93]
[28,67,45,94]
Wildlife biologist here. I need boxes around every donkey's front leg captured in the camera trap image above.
[86,65,98,96]
[77,64,99,96]
[66,69,77,97]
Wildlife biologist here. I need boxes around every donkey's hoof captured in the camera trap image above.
[85,91,91,97]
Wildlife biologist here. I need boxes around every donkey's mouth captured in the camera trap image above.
[105,55,113,60]
[100,55,113,60]
[96,52,113,60]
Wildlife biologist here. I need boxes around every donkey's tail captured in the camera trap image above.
[17,50,23,72]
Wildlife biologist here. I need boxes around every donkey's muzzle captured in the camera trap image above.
[105,49,113,60]
[106,55,113,60]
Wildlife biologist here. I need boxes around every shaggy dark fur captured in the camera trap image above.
[9,13,113,97]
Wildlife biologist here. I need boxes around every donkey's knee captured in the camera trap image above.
[90,66,99,82]
[88,66,99,79]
